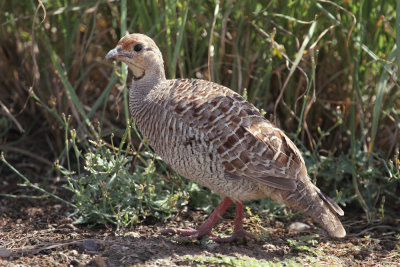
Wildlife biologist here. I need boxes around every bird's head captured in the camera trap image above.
[105,33,165,81]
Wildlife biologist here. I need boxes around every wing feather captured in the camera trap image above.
[169,79,308,190]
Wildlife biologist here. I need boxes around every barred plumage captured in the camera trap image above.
[106,33,346,241]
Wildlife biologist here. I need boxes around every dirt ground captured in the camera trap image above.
[0,198,399,267]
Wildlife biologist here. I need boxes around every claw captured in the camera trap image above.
[210,229,257,243]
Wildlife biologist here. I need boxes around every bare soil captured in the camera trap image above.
[1,198,399,266]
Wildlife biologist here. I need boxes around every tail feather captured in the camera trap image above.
[313,184,344,216]
[270,179,346,238]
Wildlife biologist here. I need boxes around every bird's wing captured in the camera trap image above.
[169,79,308,191]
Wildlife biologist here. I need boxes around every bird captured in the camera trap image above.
[105,33,346,242]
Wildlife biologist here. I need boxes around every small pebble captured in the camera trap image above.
[288,222,311,233]
[262,243,276,250]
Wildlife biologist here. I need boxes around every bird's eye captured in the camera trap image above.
[133,44,143,52]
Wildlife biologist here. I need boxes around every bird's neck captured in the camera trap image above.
[129,68,166,117]
[130,67,166,97]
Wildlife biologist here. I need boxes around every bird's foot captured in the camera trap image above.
[210,229,257,243]
[158,227,217,240]
[158,199,256,243]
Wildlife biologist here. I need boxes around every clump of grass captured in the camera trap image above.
[286,235,323,256]
[56,122,190,229]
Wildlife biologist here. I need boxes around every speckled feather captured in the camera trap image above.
[107,33,346,238]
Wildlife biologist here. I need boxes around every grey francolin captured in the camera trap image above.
[106,33,346,242]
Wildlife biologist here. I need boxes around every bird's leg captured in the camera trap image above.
[159,197,232,239]
[210,201,257,243]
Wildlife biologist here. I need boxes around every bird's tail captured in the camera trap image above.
[271,179,346,238]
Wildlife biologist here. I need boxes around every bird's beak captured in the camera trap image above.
[105,45,122,60]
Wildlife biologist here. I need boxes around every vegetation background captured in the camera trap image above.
[0,0,399,235]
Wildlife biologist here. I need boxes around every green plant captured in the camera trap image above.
[54,116,192,228]
[287,235,324,256]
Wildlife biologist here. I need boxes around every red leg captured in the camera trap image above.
[159,198,232,240]
[211,202,257,243]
